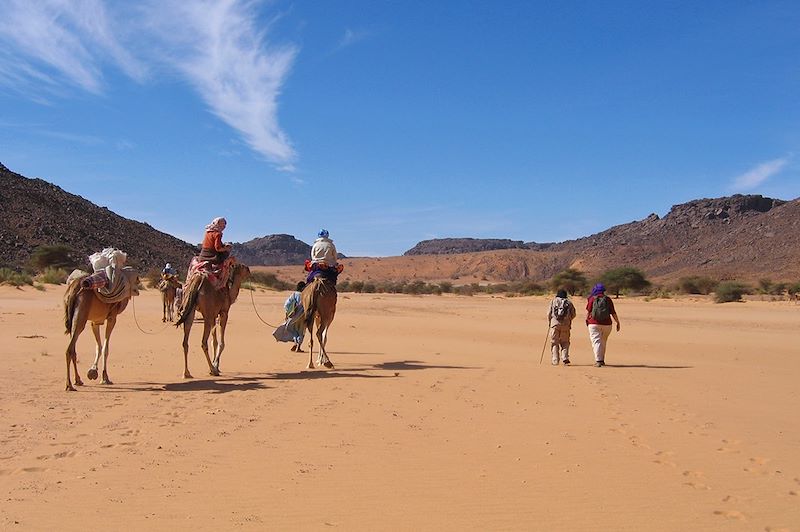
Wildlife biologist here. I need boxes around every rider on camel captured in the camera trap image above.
[199,217,232,265]
[306,229,342,283]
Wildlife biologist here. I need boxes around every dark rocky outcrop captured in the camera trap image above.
[404,238,532,255]
[0,163,196,271]
[231,234,311,266]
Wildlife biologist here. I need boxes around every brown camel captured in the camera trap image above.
[63,274,138,391]
[175,263,250,378]
[301,276,337,369]
[159,277,180,322]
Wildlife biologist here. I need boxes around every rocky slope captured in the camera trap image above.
[0,162,196,272]
[231,234,311,266]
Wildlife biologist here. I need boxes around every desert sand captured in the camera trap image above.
[1,284,799,531]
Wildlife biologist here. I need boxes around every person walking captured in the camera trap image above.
[586,283,621,367]
[547,289,576,365]
[284,281,307,352]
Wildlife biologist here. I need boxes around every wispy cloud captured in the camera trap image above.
[330,28,371,54]
[0,0,147,95]
[0,0,297,169]
[143,0,298,167]
[730,156,790,192]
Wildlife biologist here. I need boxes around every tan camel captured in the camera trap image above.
[159,277,180,322]
[175,263,250,378]
[301,276,337,369]
[63,274,138,391]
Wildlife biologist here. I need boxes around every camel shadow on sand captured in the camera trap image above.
[566,363,692,369]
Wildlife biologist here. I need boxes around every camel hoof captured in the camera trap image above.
[66,384,76,392]
[306,364,314,369]
[323,361,334,369]
[87,368,99,380]
[101,379,113,385]
[183,372,193,379]
[162,318,166,322]
[75,379,84,386]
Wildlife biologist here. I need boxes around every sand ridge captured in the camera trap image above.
[1,285,799,530]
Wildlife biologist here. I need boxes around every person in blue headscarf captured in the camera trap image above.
[306,229,342,283]
[585,283,621,367]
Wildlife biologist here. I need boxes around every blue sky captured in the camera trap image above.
[1,0,798,256]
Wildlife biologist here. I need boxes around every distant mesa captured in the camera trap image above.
[404,238,551,255]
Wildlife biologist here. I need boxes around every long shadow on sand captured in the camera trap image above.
[566,363,692,369]
[265,370,392,381]
[163,377,270,393]
[371,360,479,371]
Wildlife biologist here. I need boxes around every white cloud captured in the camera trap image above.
[142,0,298,167]
[0,0,147,94]
[329,28,370,55]
[731,156,790,191]
[0,0,297,169]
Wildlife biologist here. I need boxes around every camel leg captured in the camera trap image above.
[182,318,194,379]
[87,322,101,381]
[65,299,90,391]
[201,317,219,376]
[212,312,228,373]
[306,319,315,369]
[320,321,334,369]
[101,316,116,384]
[162,293,167,322]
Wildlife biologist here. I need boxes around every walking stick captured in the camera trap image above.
[539,323,552,365]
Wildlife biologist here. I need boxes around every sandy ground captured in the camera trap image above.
[1,284,799,531]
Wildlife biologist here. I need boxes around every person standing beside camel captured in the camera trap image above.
[199,217,231,265]
[586,283,621,367]
[547,289,576,365]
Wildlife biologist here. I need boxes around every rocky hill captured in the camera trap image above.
[549,194,799,281]
[0,162,197,272]
[404,238,536,255]
[395,194,800,283]
[231,234,311,266]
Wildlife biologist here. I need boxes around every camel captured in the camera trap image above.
[301,275,337,369]
[63,273,138,391]
[159,277,180,322]
[175,263,250,378]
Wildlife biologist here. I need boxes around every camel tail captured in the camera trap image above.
[63,278,84,334]
[175,275,203,327]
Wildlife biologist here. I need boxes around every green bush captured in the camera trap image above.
[249,271,293,291]
[787,282,800,296]
[599,267,651,297]
[438,281,453,293]
[550,269,588,295]
[38,267,69,285]
[757,278,787,296]
[714,281,751,303]
[676,276,718,295]
[28,244,79,271]
[0,268,33,287]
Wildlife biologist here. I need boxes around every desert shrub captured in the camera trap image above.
[677,276,718,295]
[0,268,33,287]
[28,244,79,271]
[550,269,588,295]
[144,268,162,289]
[338,280,351,292]
[349,280,365,293]
[757,278,787,296]
[644,285,672,300]
[38,267,69,285]
[515,280,546,296]
[362,282,377,293]
[248,271,293,291]
[787,282,800,296]
[714,281,751,303]
[438,281,453,293]
[453,285,474,296]
[599,267,651,297]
